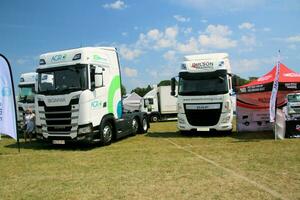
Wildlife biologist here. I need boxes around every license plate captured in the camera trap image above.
[197,127,209,131]
[52,140,65,144]
[186,104,220,110]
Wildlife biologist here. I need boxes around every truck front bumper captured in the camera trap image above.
[177,112,233,132]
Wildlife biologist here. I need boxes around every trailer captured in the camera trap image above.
[35,47,149,145]
[141,85,177,122]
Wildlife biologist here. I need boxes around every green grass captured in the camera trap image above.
[0,121,299,200]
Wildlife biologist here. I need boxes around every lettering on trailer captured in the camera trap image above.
[191,62,214,70]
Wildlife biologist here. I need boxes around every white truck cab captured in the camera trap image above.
[284,93,300,137]
[17,72,37,131]
[171,53,233,133]
[141,85,177,122]
[35,47,148,145]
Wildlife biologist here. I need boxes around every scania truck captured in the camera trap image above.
[142,85,177,122]
[17,72,37,131]
[171,53,233,134]
[35,47,149,145]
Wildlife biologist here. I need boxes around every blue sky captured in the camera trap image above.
[1,0,300,92]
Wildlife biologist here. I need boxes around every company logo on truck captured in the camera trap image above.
[191,62,214,70]
[51,54,67,63]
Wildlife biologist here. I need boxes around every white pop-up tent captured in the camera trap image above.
[123,92,142,112]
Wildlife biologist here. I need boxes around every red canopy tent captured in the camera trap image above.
[237,63,300,132]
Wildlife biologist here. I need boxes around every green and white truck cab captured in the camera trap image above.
[35,47,148,145]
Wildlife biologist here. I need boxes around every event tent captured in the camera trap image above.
[123,92,142,112]
[237,63,300,131]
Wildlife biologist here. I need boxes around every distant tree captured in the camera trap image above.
[248,77,259,81]
[158,80,171,86]
[131,85,153,97]
[158,79,178,86]
[121,84,127,96]
[232,74,250,92]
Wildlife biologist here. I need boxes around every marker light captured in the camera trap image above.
[39,59,46,65]
[73,53,81,60]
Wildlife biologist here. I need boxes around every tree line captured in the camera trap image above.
[123,75,255,97]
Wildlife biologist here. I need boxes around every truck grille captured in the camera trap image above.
[38,99,79,136]
[184,103,222,126]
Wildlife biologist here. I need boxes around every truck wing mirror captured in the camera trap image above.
[170,77,176,96]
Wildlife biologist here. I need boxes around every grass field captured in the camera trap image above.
[0,121,299,200]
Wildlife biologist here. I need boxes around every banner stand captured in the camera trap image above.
[0,54,20,152]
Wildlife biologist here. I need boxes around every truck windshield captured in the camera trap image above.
[288,94,300,102]
[178,70,228,95]
[19,85,35,103]
[37,64,88,95]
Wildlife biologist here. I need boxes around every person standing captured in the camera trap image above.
[24,109,35,142]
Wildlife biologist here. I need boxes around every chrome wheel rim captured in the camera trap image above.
[132,119,139,133]
[103,125,112,141]
[142,118,148,131]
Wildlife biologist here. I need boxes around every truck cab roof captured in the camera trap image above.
[38,47,117,70]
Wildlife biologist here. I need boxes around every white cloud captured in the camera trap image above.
[16,58,29,65]
[137,26,178,49]
[201,19,208,23]
[103,0,127,10]
[119,46,142,60]
[183,27,192,34]
[231,58,275,74]
[173,15,190,23]
[262,27,271,32]
[124,67,138,77]
[241,35,256,46]
[177,37,199,53]
[163,50,176,62]
[286,35,300,43]
[122,32,128,36]
[198,24,237,49]
[238,22,255,31]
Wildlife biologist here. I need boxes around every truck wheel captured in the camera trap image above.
[180,130,189,135]
[100,121,113,145]
[140,117,148,133]
[131,117,139,136]
[151,115,159,122]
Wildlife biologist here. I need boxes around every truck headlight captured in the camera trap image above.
[177,103,184,113]
[36,126,42,134]
[288,107,296,115]
[78,124,92,135]
[223,101,231,113]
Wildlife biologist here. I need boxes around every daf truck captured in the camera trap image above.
[17,72,37,132]
[141,85,177,122]
[35,47,149,145]
[171,53,233,134]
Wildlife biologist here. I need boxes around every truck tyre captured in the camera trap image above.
[131,117,139,136]
[151,114,159,122]
[180,130,189,135]
[100,121,113,145]
[140,117,148,133]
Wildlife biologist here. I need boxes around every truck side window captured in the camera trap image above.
[148,98,154,105]
[90,66,96,90]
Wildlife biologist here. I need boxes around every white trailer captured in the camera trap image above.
[17,72,37,131]
[171,53,234,134]
[35,47,149,145]
[142,85,177,122]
